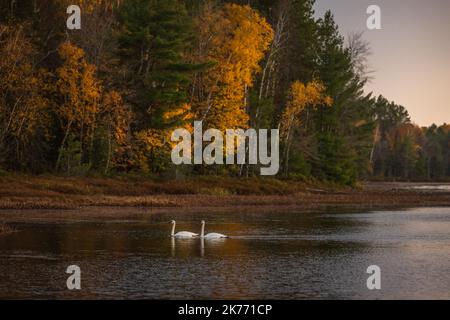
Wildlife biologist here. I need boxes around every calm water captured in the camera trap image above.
[0,207,449,299]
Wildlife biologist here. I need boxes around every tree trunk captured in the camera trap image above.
[105,125,112,174]
[56,120,73,171]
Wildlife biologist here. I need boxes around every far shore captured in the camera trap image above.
[0,175,449,217]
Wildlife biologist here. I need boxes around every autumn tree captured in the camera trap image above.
[371,95,411,177]
[54,42,102,173]
[0,23,50,171]
[118,0,201,128]
[385,123,422,178]
[280,80,332,176]
[0,0,447,182]
[93,90,132,173]
[116,0,204,173]
[193,3,274,131]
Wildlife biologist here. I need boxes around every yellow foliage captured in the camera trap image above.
[133,128,172,172]
[133,103,194,171]
[196,4,274,131]
[54,41,105,170]
[136,129,165,148]
[102,90,132,146]
[163,103,194,132]
[72,0,123,13]
[56,41,102,133]
[0,24,50,148]
[281,80,332,139]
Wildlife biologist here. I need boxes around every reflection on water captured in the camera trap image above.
[411,185,450,191]
[0,207,450,299]
[170,237,227,258]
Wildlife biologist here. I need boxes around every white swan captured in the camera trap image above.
[170,220,198,238]
[200,220,228,239]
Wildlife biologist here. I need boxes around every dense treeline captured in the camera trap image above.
[0,0,448,184]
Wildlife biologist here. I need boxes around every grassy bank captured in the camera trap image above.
[0,174,449,210]
[0,174,338,209]
[0,173,341,197]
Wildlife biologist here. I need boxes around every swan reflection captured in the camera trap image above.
[170,236,227,257]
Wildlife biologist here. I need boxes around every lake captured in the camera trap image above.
[0,207,449,299]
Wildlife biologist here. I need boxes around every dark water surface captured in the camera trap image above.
[0,207,449,299]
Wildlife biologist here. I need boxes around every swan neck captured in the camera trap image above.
[201,223,205,238]
[171,222,175,236]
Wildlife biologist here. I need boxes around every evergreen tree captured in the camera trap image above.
[118,0,201,129]
[312,11,374,184]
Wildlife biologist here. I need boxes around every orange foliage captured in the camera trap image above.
[102,90,132,146]
[0,24,50,157]
[132,103,194,172]
[56,41,102,133]
[195,4,274,131]
[163,103,194,132]
[281,80,332,139]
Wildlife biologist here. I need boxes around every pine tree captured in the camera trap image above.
[119,0,202,130]
[312,11,374,184]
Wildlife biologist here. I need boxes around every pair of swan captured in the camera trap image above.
[170,220,228,239]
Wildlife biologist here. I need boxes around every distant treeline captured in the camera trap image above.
[0,0,448,184]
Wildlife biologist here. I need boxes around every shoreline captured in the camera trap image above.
[0,175,449,214]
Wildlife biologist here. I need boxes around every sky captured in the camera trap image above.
[314,0,450,126]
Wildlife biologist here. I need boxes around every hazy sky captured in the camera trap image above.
[314,0,450,126]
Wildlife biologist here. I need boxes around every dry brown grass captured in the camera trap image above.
[0,174,449,211]
[0,174,344,197]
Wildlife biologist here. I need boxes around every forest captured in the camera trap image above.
[0,0,449,185]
